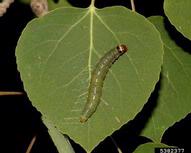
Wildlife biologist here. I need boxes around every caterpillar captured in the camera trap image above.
[80,44,128,123]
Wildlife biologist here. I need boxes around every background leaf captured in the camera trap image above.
[164,0,191,40]
[133,142,170,153]
[42,116,75,153]
[142,16,191,142]
[16,6,163,151]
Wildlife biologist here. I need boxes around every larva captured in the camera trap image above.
[80,44,128,123]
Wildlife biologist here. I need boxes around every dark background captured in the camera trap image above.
[0,0,190,153]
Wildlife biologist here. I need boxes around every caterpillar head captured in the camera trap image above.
[117,44,128,54]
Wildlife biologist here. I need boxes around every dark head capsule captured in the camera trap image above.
[117,44,128,54]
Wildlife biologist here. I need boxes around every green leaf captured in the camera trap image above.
[164,0,191,40]
[133,142,170,153]
[142,16,191,142]
[42,116,75,153]
[16,6,163,151]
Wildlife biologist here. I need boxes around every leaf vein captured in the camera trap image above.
[94,12,120,44]
[166,45,191,79]
[44,11,89,64]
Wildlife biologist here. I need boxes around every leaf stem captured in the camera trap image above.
[130,0,136,12]
[90,0,95,7]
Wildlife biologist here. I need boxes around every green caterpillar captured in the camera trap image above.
[80,44,128,123]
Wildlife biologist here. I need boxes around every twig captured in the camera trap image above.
[25,135,37,153]
[30,0,48,17]
[0,91,24,96]
[0,0,14,17]
[110,136,123,153]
